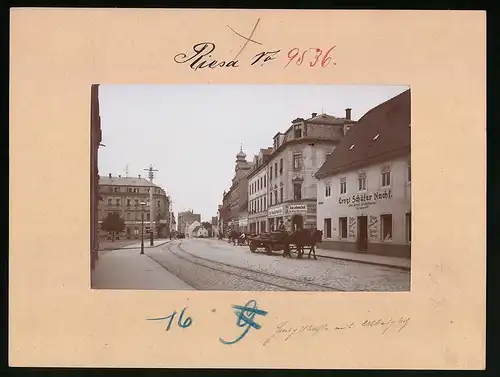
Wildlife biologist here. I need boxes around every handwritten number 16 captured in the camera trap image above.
[147,307,193,331]
[286,46,336,68]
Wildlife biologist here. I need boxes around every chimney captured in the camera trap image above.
[108,173,111,178]
[311,112,317,118]
[345,108,352,120]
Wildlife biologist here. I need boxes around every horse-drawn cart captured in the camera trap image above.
[247,232,287,254]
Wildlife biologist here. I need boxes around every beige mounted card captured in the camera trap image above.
[9,8,486,369]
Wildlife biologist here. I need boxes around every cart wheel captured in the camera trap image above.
[249,243,257,252]
[265,244,272,255]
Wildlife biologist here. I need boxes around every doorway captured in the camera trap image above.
[291,214,304,230]
[357,216,368,251]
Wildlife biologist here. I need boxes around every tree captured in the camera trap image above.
[101,212,125,241]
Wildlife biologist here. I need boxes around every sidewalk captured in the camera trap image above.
[315,247,411,270]
[91,248,194,290]
[99,238,172,251]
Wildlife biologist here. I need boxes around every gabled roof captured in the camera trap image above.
[315,89,411,178]
[192,226,201,233]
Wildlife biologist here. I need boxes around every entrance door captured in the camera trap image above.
[291,215,304,230]
[357,216,368,251]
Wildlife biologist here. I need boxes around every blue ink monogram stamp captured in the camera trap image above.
[219,300,268,345]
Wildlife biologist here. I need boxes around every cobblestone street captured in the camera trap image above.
[144,238,410,291]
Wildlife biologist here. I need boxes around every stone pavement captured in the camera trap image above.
[99,238,172,251]
[216,238,410,270]
[91,247,194,290]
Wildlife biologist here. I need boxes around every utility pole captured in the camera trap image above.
[143,164,158,246]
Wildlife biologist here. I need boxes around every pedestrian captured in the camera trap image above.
[278,220,286,232]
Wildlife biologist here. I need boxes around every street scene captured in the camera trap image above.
[90,84,411,291]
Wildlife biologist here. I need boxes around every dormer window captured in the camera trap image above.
[294,125,303,138]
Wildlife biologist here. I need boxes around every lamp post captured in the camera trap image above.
[140,201,146,254]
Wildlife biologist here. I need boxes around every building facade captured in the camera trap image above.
[98,174,170,239]
[90,84,102,270]
[220,146,253,233]
[266,111,356,231]
[315,89,411,258]
[177,210,201,235]
[247,148,273,233]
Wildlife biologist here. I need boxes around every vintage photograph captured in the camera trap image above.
[90,84,411,292]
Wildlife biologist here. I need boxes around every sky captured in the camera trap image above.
[98,84,409,221]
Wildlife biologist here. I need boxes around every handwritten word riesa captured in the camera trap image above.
[146,307,193,331]
[219,300,268,345]
[285,46,337,68]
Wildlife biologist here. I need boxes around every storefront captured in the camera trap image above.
[267,201,317,231]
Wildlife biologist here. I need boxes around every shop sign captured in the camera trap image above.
[339,189,393,209]
[268,206,284,217]
[287,204,307,214]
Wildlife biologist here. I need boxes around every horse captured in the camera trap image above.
[296,229,323,260]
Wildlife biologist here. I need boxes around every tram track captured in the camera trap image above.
[155,240,345,292]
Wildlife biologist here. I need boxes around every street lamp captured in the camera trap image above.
[140,201,146,254]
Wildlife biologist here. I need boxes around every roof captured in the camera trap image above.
[99,175,162,188]
[299,113,353,125]
[315,89,411,178]
[192,226,201,233]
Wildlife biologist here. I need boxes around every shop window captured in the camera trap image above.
[381,214,393,241]
[293,153,302,169]
[358,172,367,191]
[381,165,391,187]
[293,183,302,200]
[325,181,331,197]
[340,177,347,194]
[406,212,411,243]
[339,217,348,239]
[324,218,332,238]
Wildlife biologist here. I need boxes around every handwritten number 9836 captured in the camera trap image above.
[147,307,193,332]
[285,46,337,68]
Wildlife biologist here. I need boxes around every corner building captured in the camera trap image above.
[266,111,356,231]
[315,89,411,258]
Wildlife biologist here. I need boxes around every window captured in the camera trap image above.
[280,187,283,202]
[294,125,302,138]
[325,181,331,197]
[108,187,113,192]
[293,183,302,200]
[269,166,273,180]
[293,153,302,169]
[381,165,391,187]
[358,172,367,191]
[157,200,161,207]
[260,198,263,212]
[135,199,139,206]
[381,214,393,241]
[264,175,266,188]
[275,162,278,177]
[127,188,132,193]
[261,177,263,190]
[339,217,348,239]
[107,198,112,205]
[324,218,332,238]
[264,196,266,209]
[126,212,131,220]
[114,187,119,192]
[274,190,278,204]
[340,177,347,194]
[134,188,138,193]
[127,199,131,206]
[269,193,273,206]
[406,212,411,243]
[146,213,150,221]
[115,198,120,206]
[279,158,283,174]
[408,162,411,183]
